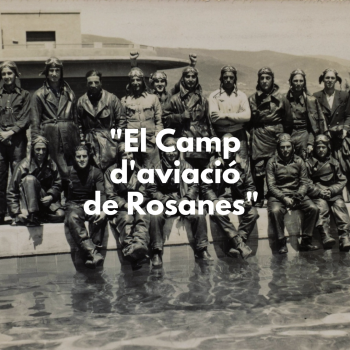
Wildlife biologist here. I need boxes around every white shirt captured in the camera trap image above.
[326,91,335,109]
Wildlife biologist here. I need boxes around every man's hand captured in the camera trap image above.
[189,53,197,67]
[341,129,348,140]
[244,200,252,209]
[93,212,106,225]
[320,189,331,200]
[182,110,191,119]
[41,195,53,207]
[306,145,313,157]
[283,197,294,208]
[0,130,14,141]
[130,51,139,60]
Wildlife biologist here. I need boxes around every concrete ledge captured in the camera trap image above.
[0,204,348,259]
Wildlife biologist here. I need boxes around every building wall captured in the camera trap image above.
[0,12,81,47]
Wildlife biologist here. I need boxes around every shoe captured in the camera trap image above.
[122,241,148,261]
[151,250,163,268]
[195,248,214,261]
[278,238,288,254]
[319,229,336,250]
[339,235,350,252]
[0,215,4,225]
[299,236,319,251]
[231,235,252,259]
[80,239,104,269]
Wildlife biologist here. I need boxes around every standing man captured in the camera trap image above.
[77,70,126,171]
[209,66,251,162]
[266,134,319,254]
[130,51,197,110]
[148,137,212,267]
[31,57,82,180]
[306,135,350,251]
[0,61,31,224]
[163,64,216,172]
[313,69,350,189]
[202,134,258,260]
[104,143,151,263]
[285,69,328,159]
[121,67,163,168]
[248,68,293,207]
[7,136,64,226]
[64,145,106,269]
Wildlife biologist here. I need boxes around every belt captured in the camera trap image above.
[42,119,73,125]
[293,124,307,130]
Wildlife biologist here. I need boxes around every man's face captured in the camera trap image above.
[33,142,47,163]
[153,78,166,94]
[164,149,179,164]
[222,72,236,90]
[87,75,102,95]
[316,144,328,159]
[279,141,293,159]
[259,74,273,93]
[47,67,61,84]
[324,72,337,90]
[121,151,134,164]
[75,150,89,169]
[1,67,15,87]
[183,72,197,90]
[131,77,143,93]
[291,74,305,93]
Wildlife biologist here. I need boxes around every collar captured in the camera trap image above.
[287,90,305,105]
[275,152,297,165]
[257,84,279,97]
[0,85,21,95]
[130,91,148,99]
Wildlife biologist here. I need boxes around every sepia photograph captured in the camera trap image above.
[0,0,350,349]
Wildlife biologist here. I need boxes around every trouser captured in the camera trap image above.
[65,204,107,247]
[135,139,160,169]
[268,196,319,240]
[211,206,259,240]
[291,128,309,160]
[313,198,350,237]
[149,209,208,251]
[252,158,269,203]
[0,131,27,215]
[215,129,249,164]
[19,175,64,222]
[113,210,150,250]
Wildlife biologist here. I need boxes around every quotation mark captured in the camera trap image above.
[111,128,122,139]
[247,191,258,202]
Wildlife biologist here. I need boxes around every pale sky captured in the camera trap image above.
[2,0,350,59]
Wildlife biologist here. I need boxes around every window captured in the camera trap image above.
[26,31,56,42]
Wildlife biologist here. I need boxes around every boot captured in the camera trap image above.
[278,238,288,254]
[339,234,350,252]
[231,235,252,260]
[195,248,214,261]
[122,241,148,261]
[299,236,319,251]
[319,227,336,250]
[80,239,104,269]
[151,250,163,268]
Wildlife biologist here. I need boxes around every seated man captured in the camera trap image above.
[104,143,150,263]
[148,137,212,267]
[7,136,64,226]
[64,145,106,269]
[306,134,350,251]
[202,133,257,260]
[266,133,319,254]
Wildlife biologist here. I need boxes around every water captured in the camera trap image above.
[0,244,350,349]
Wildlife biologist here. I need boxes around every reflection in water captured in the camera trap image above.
[0,249,349,349]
